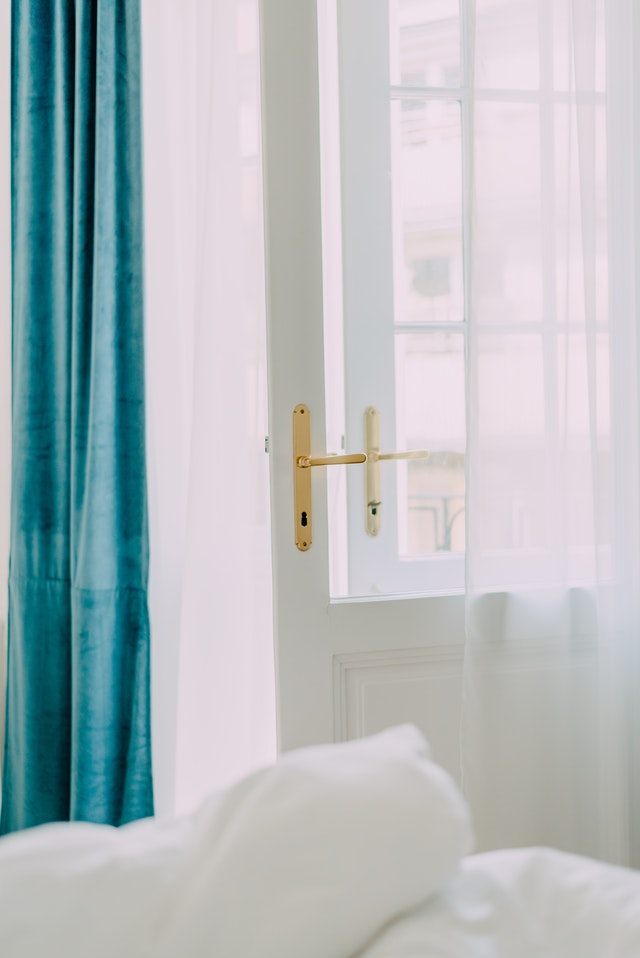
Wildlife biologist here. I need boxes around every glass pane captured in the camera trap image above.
[395,333,465,556]
[554,104,609,328]
[560,332,611,550]
[389,0,461,88]
[472,331,611,565]
[473,99,608,328]
[473,101,542,325]
[390,98,463,324]
[473,333,545,552]
[475,0,540,90]
[476,0,606,94]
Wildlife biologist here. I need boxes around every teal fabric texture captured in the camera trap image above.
[1,0,154,832]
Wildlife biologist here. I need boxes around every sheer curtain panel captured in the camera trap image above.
[141,0,276,817]
[463,0,640,866]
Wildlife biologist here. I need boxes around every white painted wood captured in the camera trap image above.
[334,0,466,595]
[333,644,464,783]
[336,0,399,596]
[260,0,334,749]
[260,0,465,758]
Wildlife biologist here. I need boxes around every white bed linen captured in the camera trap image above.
[1,725,639,957]
[356,846,640,958]
[0,726,471,958]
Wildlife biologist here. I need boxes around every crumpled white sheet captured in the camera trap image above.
[3,724,640,958]
[0,725,471,958]
[356,846,640,958]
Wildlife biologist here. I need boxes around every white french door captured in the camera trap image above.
[260,0,467,786]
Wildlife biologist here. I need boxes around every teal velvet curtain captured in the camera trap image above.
[1,0,154,832]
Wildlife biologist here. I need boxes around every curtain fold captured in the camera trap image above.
[0,0,12,779]
[1,0,153,832]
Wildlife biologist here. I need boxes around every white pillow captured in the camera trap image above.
[0,725,472,958]
[154,724,473,958]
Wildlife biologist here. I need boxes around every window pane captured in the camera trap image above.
[475,0,606,94]
[473,333,545,551]
[473,101,542,325]
[390,98,463,324]
[395,333,465,556]
[472,332,611,562]
[389,0,461,88]
[554,104,609,328]
[559,332,611,551]
[473,99,608,328]
[475,0,540,90]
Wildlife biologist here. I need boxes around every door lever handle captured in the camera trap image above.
[370,450,430,462]
[293,404,366,551]
[365,407,430,537]
[297,453,366,468]
[291,404,430,549]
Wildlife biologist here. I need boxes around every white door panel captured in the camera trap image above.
[261,0,465,759]
[334,643,464,784]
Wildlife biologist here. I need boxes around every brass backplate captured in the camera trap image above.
[293,404,312,550]
[365,406,381,536]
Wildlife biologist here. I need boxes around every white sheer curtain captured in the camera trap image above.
[463,0,640,865]
[141,0,276,818]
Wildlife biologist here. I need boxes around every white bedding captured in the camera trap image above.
[0,725,638,957]
[356,847,640,957]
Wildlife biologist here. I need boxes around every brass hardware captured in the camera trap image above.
[293,404,366,551]
[365,407,430,537]
[375,450,431,462]
[297,453,366,468]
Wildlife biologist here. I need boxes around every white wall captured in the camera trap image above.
[1,0,11,760]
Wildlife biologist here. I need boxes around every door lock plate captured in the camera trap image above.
[365,407,430,537]
[293,404,366,550]
[293,405,313,551]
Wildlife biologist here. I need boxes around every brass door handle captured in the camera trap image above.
[365,407,430,536]
[297,453,366,468]
[370,450,431,462]
[292,404,431,549]
[293,404,366,551]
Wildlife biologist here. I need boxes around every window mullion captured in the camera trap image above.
[539,0,563,561]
